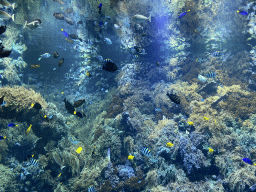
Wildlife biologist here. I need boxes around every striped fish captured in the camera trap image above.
[166,93,180,104]
[30,158,39,167]
[206,72,216,78]
[212,51,221,57]
[141,147,151,157]
[88,186,96,192]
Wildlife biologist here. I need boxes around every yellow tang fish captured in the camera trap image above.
[208,148,214,153]
[128,155,134,160]
[187,121,194,126]
[204,117,209,120]
[76,147,82,154]
[166,142,174,147]
[26,124,32,134]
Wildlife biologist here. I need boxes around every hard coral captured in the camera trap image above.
[0,86,47,121]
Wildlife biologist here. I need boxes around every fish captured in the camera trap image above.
[65,7,73,13]
[212,51,221,57]
[178,10,190,19]
[128,155,134,160]
[58,58,64,67]
[92,146,96,155]
[206,72,216,78]
[88,186,96,192]
[166,93,180,104]
[155,108,162,112]
[23,19,42,29]
[141,147,151,157]
[68,34,82,42]
[0,96,6,106]
[156,62,160,67]
[73,99,85,108]
[0,26,6,34]
[0,0,15,9]
[38,53,50,60]
[65,37,73,44]
[166,142,174,147]
[30,158,39,167]
[31,103,42,110]
[114,24,121,29]
[98,3,102,14]
[104,37,112,45]
[237,10,248,15]
[30,64,40,69]
[203,117,209,120]
[187,121,194,126]
[133,14,151,22]
[64,99,76,115]
[208,148,214,153]
[0,136,6,140]
[134,46,146,54]
[26,124,32,134]
[8,123,17,127]
[97,55,103,61]
[64,17,74,25]
[0,10,14,21]
[102,59,118,72]
[61,29,68,37]
[57,173,62,177]
[242,158,256,165]
[76,111,83,118]
[77,21,83,25]
[0,49,11,58]
[76,147,82,154]
[53,0,64,5]
[53,51,59,58]
[53,13,64,20]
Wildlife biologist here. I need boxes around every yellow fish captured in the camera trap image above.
[26,124,32,134]
[44,115,47,118]
[31,103,34,107]
[86,71,90,77]
[57,173,62,177]
[74,111,76,115]
[128,155,134,160]
[208,148,214,153]
[76,147,82,154]
[166,142,174,147]
[187,121,194,126]
[61,92,64,94]
[204,117,209,120]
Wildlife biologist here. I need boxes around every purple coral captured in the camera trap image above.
[116,165,135,180]
[105,162,119,188]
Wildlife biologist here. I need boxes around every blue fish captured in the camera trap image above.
[237,11,248,15]
[243,158,255,165]
[178,10,190,19]
[0,101,6,107]
[200,98,204,102]
[8,123,17,127]
[61,29,68,37]
[88,186,96,192]
[99,22,103,26]
[98,3,102,14]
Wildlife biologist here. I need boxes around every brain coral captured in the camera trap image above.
[0,86,47,121]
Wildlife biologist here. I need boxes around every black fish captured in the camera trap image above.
[103,59,118,72]
[0,96,4,105]
[77,21,83,25]
[76,111,83,118]
[166,93,180,104]
[0,26,6,34]
[53,13,64,20]
[73,99,85,108]
[64,17,74,25]
[0,50,11,58]
[64,99,76,115]
[53,51,59,58]
[68,34,83,42]
[58,58,64,67]
[33,103,42,110]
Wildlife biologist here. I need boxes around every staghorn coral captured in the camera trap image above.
[0,86,47,121]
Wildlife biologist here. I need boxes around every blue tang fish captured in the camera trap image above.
[178,10,190,19]
[237,10,248,15]
[243,158,256,165]
[61,29,68,37]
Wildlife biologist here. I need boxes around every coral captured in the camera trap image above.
[105,95,125,118]
[0,164,18,191]
[0,86,47,121]
[227,167,256,192]
[116,164,135,180]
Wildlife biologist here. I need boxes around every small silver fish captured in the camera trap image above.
[104,38,112,45]
[0,0,15,9]
[38,53,50,60]
[133,14,151,22]
[0,10,14,21]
